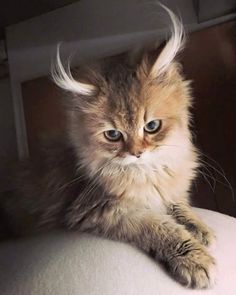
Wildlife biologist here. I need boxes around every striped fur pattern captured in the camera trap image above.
[1,4,216,289]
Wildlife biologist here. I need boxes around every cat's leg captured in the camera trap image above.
[102,212,215,288]
[67,205,215,289]
[167,202,215,246]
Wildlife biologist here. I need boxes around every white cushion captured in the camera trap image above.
[0,208,235,294]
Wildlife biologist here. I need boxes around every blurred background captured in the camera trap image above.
[0,0,235,216]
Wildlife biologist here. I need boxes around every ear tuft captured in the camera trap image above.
[151,4,185,77]
[51,44,96,96]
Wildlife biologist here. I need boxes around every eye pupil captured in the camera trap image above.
[108,130,118,137]
[147,121,157,130]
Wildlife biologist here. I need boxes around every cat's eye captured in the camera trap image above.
[144,120,162,134]
[104,130,122,141]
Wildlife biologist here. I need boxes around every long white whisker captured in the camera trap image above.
[198,170,216,193]
[199,158,235,202]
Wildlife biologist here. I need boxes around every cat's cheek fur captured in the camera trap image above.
[80,124,198,208]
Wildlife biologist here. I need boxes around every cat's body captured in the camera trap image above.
[0,6,216,289]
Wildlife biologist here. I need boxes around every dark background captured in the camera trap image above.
[182,21,236,216]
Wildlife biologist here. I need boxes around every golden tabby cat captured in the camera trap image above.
[0,6,215,288]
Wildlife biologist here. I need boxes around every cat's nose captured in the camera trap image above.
[131,151,142,158]
[127,143,144,158]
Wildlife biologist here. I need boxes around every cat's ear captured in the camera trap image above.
[51,45,96,96]
[150,4,185,79]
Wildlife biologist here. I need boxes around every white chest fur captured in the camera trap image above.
[123,180,167,214]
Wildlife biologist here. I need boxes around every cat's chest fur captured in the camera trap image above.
[123,180,166,213]
[104,167,168,214]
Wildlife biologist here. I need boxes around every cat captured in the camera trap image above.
[0,5,216,289]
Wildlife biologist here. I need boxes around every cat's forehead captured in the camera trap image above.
[104,95,144,131]
[86,54,186,129]
[103,65,145,129]
[107,104,145,132]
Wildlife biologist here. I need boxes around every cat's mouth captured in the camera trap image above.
[120,155,140,165]
[113,151,153,167]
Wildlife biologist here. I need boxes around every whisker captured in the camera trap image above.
[156,144,235,202]
[199,166,216,192]
[52,156,113,195]
[198,151,225,174]
[52,174,85,194]
[199,158,235,202]
[198,170,216,193]
[156,144,182,148]
[78,158,117,202]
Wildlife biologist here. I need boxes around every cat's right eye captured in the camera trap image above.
[144,119,162,134]
[104,130,122,141]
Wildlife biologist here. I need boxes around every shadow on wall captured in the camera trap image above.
[182,20,236,217]
[0,78,17,191]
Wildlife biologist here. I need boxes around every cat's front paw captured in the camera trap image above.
[186,223,216,247]
[165,242,216,288]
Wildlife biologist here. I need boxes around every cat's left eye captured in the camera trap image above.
[144,120,162,134]
[104,130,122,141]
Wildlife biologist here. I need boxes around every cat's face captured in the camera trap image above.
[68,56,193,176]
[53,9,197,188]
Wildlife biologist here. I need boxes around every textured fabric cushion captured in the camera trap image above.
[0,208,235,295]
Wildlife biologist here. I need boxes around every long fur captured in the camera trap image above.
[151,3,185,76]
[1,5,216,289]
[51,44,96,95]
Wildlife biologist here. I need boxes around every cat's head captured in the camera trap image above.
[52,7,197,180]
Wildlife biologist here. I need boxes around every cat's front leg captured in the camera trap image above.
[105,211,215,288]
[167,202,215,246]
[68,205,215,289]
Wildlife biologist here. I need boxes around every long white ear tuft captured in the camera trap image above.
[151,3,185,77]
[51,45,96,96]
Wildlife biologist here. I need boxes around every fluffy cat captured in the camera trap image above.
[0,5,216,289]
